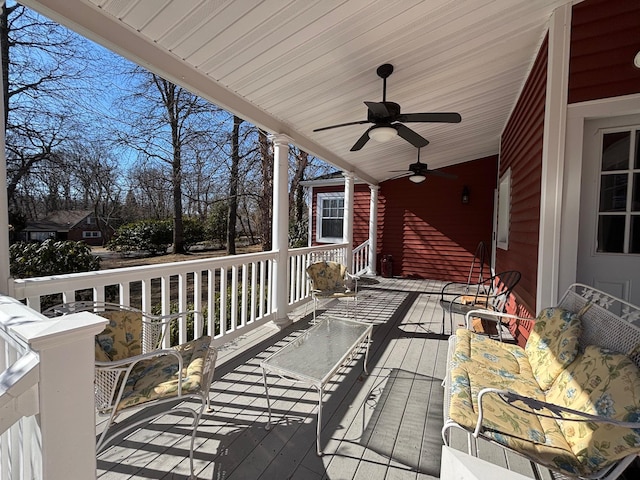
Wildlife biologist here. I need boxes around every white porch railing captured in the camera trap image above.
[0,243,349,479]
[352,240,370,276]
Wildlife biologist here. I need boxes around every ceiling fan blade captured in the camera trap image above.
[313,120,370,132]
[394,124,429,148]
[387,172,411,180]
[364,101,390,117]
[350,128,372,151]
[398,112,462,123]
[426,169,457,179]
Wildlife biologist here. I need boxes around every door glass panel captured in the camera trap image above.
[602,131,630,171]
[633,173,640,212]
[597,215,625,253]
[631,216,640,254]
[635,133,640,169]
[599,174,628,212]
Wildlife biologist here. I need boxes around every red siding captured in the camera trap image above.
[568,0,640,104]
[497,35,548,335]
[377,156,496,281]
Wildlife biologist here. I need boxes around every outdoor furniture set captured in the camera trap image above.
[442,283,640,480]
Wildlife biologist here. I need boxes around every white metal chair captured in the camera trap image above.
[44,301,217,479]
[306,261,359,321]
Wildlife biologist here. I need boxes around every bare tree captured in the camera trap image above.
[1,3,98,212]
[116,71,221,253]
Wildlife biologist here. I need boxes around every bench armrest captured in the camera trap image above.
[474,388,640,437]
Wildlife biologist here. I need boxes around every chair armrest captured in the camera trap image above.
[463,309,534,329]
[345,272,359,292]
[473,388,640,437]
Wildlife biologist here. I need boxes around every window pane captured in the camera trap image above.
[602,131,630,171]
[635,132,640,169]
[322,219,343,238]
[631,216,640,254]
[597,215,625,253]
[599,174,628,212]
[634,173,640,212]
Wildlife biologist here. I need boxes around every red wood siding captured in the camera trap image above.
[497,35,548,340]
[377,156,496,281]
[310,184,370,247]
[568,0,640,104]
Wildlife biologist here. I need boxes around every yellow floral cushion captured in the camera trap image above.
[449,363,578,473]
[116,335,212,412]
[95,310,144,361]
[544,345,640,474]
[525,307,581,390]
[452,328,530,375]
[307,261,348,293]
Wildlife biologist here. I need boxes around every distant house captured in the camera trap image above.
[20,210,112,246]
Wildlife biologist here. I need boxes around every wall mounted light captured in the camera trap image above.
[634,51,640,69]
[461,186,470,204]
[369,126,397,142]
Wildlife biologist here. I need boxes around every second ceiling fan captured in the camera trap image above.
[314,63,461,151]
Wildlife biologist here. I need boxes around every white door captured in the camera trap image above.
[577,115,640,304]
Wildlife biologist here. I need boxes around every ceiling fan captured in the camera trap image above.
[389,147,457,184]
[313,63,461,151]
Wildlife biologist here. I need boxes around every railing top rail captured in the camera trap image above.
[352,240,370,253]
[13,249,278,299]
[288,243,348,256]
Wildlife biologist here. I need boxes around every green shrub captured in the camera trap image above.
[106,219,172,255]
[9,239,101,279]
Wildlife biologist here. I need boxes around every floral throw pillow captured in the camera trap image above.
[545,345,640,474]
[525,307,581,390]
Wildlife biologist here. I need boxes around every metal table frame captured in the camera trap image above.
[260,316,373,455]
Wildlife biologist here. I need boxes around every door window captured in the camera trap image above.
[597,129,640,254]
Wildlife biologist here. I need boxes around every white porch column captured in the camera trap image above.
[11,309,107,480]
[368,185,379,275]
[0,2,11,296]
[342,172,354,270]
[270,134,292,329]
[536,3,571,310]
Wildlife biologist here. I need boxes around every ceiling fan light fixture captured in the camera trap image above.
[409,174,426,183]
[369,126,397,142]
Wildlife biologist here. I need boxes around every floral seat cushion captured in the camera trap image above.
[116,335,212,412]
[452,328,530,375]
[524,307,582,390]
[307,261,354,296]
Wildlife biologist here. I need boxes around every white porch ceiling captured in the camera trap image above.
[23,0,577,185]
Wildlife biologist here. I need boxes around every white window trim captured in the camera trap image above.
[316,192,344,243]
[497,168,511,250]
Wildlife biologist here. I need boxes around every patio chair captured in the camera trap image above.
[43,301,217,479]
[439,270,521,337]
[306,261,359,322]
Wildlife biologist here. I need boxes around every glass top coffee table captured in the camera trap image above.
[260,316,373,455]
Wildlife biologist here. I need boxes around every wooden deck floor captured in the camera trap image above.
[95,277,547,480]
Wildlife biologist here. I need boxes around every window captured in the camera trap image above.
[316,193,344,243]
[596,129,640,254]
[497,168,511,250]
[83,231,101,238]
[86,216,94,225]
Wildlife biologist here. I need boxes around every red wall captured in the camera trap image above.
[568,0,640,104]
[496,35,548,329]
[377,156,496,281]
